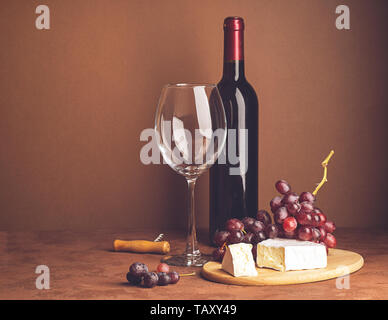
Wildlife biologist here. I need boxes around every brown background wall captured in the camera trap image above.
[0,0,387,231]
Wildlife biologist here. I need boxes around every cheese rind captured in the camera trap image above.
[256,238,327,272]
[222,243,258,277]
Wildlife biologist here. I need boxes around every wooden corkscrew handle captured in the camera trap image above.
[113,239,170,254]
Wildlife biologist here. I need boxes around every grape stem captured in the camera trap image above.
[180,272,196,276]
[312,150,335,196]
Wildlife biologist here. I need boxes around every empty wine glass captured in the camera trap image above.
[155,83,227,266]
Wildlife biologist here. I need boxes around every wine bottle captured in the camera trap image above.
[209,17,259,241]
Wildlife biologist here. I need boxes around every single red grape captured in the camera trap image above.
[242,232,254,244]
[141,272,159,288]
[282,229,297,239]
[241,217,256,229]
[282,192,299,205]
[228,230,244,244]
[296,212,313,225]
[225,218,244,232]
[265,224,280,239]
[157,272,171,286]
[274,206,289,224]
[298,226,313,241]
[212,247,226,262]
[318,226,327,241]
[256,210,272,225]
[270,196,283,213]
[275,180,291,194]
[286,202,301,215]
[324,221,336,233]
[324,233,337,248]
[283,217,298,233]
[311,227,321,242]
[252,231,267,244]
[247,220,265,234]
[156,263,170,273]
[168,271,180,284]
[299,192,315,203]
[299,201,314,214]
[126,272,142,285]
[129,262,149,278]
[213,230,230,247]
[312,208,325,226]
[311,213,321,227]
[317,213,327,226]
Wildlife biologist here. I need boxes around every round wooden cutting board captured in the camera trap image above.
[201,249,364,285]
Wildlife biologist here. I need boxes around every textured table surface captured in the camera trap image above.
[0,228,387,300]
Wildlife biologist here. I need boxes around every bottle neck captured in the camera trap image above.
[222,29,245,81]
[223,60,245,81]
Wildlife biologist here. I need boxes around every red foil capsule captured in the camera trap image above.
[223,17,244,61]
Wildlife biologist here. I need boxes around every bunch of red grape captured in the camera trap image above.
[211,179,337,262]
[270,180,337,251]
[126,262,180,288]
[212,210,278,262]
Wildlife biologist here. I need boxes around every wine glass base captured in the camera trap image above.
[161,253,211,267]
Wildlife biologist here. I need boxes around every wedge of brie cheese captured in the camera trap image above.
[256,238,327,272]
[222,243,258,277]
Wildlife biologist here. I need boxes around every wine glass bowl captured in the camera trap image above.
[156,84,226,179]
[155,83,227,266]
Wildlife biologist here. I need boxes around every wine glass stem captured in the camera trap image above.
[186,178,199,257]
